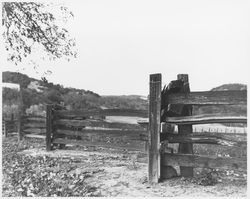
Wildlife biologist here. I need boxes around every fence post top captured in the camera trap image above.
[150,73,162,82]
[177,74,189,83]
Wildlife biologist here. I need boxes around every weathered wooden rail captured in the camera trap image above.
[148,73,247,183]
[2,118,18,137]
[45,106,148,152]
[21,115,46,139]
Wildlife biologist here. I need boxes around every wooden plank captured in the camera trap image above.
[162,153,247,171]
[24,134,46,139]
[55,129,148,141]
[3,118,19,122]
[46,105,53,151]
[23,115,46,118]
[160,133,246,147]
[148,73,161,183]
[55,119,146,130]
[23,128,46,134]
[55,109,148,118]
[177,74,194,177]
[18,86,23,141]
[23,123,46,129]
[4,120,18,123]
[165,114,247,125]
[53,138,147,151]
[23,117,46,123]
[168,90,247,105]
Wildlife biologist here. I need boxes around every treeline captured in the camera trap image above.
[3,71,246,119]
[2,87,148,111]
[2,72,148,117]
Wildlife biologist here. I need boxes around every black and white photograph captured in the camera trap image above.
[1,0,248,197]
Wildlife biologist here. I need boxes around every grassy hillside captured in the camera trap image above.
[211,83,247,91]
[2,72,148,118]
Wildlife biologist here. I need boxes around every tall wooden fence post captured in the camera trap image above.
[148,73,162,183]
[18,86,23,141]
[177,74,194,177]
[46,104,53,151]
[3,120,7,137]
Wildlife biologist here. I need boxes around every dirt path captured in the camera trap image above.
[19,146,247,197]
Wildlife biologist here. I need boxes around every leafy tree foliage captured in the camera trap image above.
[2,71,34,88]
[44,89,62,104]
[2,87,19,105]
[2,2,77,64]
[62,91,100,111]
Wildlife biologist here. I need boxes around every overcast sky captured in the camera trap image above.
[2,0,249,96]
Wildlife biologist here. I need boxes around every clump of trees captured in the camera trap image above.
[2,71,149,118]
[2,2,77,64]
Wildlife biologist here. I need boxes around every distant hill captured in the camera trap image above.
[2,71,100,97]
[211,83,247,91]
[2,71,37,88]
[2,72,148,115]
[101,95,148,110]
[2,71,101,113]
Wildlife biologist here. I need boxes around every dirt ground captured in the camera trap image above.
[2,136,247,197]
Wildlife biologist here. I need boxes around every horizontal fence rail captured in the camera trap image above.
[164,114,247,125]
[55,109,148,118]
[160,133,246,147]
[162,153,247,171]
[55,119,146,130]
[55,129,147,141]
[23,117,46,123]
[168,90,247,105]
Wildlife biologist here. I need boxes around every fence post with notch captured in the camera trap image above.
[177,74,194,177]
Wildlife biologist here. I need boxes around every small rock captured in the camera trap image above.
[17,188,24,192]
[68,184,75,189]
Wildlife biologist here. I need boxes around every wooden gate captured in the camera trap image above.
[148,73,247,183]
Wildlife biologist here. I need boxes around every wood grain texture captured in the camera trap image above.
[55,129,148,141]
[168,90,247,105]
[160,133,246,147]
[55,109,148,118]
[162,153,247,170]
[165,114,247,125]
[23,128,46,134]
[177,74,194,177]
[46,105,53,151]
[55,119,146,130]
[17,87,23,141]
[23,123,46,129]
[148,73,161,183]
[23,117,46,123]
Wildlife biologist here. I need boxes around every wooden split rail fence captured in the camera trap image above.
[21,116,46,139]
[6,73,247,184]
[148,73,247,183]
[45,106,148,152]
[3,115,46,140]
[2,118,18,137]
